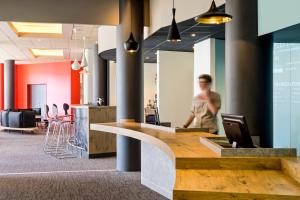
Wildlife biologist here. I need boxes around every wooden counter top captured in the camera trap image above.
[91,122,218,164]
[90,122,300,199]
[71,104,116,109]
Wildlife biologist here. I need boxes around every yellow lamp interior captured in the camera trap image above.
[196,16,232,24]
[30,49,64,57]
[9,22,63,37]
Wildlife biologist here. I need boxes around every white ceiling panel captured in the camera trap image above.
[0,22,99,63]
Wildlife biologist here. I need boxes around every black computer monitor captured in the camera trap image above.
[221,114,254,148]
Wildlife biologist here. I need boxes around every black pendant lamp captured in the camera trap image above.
[195,0,232,24]
[124,0,139,53]
[167,0,181,42]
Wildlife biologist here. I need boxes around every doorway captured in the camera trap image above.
[28,84,47,117]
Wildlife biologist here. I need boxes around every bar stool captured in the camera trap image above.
[66,118,85,158]
[43,104,79,159]
[43,104,67,156]
[54,120,75,159]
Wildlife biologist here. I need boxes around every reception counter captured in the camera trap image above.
[91,122,300,200]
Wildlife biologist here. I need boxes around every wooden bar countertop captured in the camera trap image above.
[91,122,300,200]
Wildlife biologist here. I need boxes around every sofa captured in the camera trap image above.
[0,110,36,128]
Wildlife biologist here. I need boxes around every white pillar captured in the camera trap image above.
[194,38,216,95]
[83,48,94,104]
[194,38,225,134]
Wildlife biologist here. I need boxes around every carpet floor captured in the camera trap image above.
[0,131,167,200]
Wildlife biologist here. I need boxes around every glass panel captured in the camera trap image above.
[290,44,300,154]
[273,43,291,148]
[273,43,300,154]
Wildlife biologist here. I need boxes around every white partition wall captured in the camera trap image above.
[109,61,157,107]
[157,51,194,127]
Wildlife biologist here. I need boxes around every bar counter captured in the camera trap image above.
[71,105,116,158]
[91,122,300,200]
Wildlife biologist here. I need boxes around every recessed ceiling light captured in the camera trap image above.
[191,33,196,37]
[9,22,63,38]
[145,56,150,60]
[30,49,64,57]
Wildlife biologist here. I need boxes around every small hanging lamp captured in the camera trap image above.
[124,0,139,53]
[71,28,81,70]
[167,0,181,42]
[195,0,232,24]
[72,58,81,70]
[79,66,90,75]
[80,37,88,68]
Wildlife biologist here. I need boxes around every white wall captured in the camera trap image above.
[98,26,117,53]
[98,26,150,53]
[149,0,225,34]
[157,51,194,127]
[258,0,300,36]
[108,61,157,108]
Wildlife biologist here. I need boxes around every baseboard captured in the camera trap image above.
[81,151,116,159]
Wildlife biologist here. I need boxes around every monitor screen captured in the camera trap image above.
[221,114,254,148]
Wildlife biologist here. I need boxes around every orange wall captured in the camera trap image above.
[15,61,80,114]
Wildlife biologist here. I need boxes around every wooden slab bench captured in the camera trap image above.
[0,126,38,133]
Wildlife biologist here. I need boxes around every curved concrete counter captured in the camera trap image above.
[91,122,300,200]
[91,122,217,198]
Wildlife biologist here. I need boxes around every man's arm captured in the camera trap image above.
[207,94,221,116]
[183,113,195,128]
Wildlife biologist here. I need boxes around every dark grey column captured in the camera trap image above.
[225,0,273,147]
[93,44,108,105]
[116,0,144,171]
[4,60,15,110]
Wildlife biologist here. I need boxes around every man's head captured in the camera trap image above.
[198,74,212,92]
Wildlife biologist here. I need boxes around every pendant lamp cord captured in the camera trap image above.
[74,28,77,60]
[130,0,133,32]
[83,37,86,49]
[172,0,175,17]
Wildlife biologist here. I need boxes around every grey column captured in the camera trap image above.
[116,0,144,171]
[93,44,108,105]
[4,60,15,110]
[225,0,273,147]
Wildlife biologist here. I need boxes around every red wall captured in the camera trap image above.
[71,66,81,105]
[14,61,80,114]
[0,64,4,110]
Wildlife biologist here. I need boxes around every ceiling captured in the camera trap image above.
[100,5,226,63]
[272,22,300,43]
[0,22,98,63]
